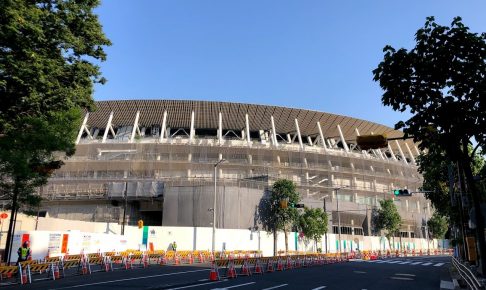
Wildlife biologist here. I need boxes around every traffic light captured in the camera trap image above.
[356,134,388,150]
[138,219,144,229]
[393,189,411,196]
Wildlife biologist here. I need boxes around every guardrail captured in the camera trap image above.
[451,256,484,290]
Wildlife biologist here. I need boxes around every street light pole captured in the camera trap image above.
[212,159,226,253]
[320,194,329,253]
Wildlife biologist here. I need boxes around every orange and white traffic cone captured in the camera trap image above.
[54,264,60,279]
[240,260,251,276]
[21,268,28,284]
[267,259,274,272]
[227,262,237,279]
[276,258,284,271]
[254,260,263,274]
[209,262,219,281]
[174,254,180,265]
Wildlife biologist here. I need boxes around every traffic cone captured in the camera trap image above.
[267,259,274,272]
[254,261,263,274]
[45,249,50,260]
[285,258,292,270]
[189,254,194,264]
[276,258,284,271]
[240,260,251,276]
[209,262,219,281]
[21,268,28,284]
[81,261,88,275]
[199,253,205,263]
[174,254,180,265]
[54,264,60,279]
[227,262,237,279]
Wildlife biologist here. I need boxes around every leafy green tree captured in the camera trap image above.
[373,16,486,273]
[0,0,110,261]
[427,212,449,240]
[375,199,401,249]
[298,207,328,252]
[259,179,301,254]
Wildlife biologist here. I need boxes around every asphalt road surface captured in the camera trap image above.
[6,256,453,290]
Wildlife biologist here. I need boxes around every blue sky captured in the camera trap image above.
[94,1,486,128]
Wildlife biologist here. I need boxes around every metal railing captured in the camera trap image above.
[451,256,484,290]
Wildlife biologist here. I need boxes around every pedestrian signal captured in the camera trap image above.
[138,219,144,228]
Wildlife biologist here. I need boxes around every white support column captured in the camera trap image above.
[388,144,397,161]
[189,111,195,144]
[218,111,223,145]
[404,143,416,164]
[307,136,313,146]
[76,113,90,144]
[159,110,167,142]
[337,124,349,152]
[271,116,278,148]
[395,140,408,164]
[316,122,328,151]
[102,111,114,143]
[130,111,140,143]
[294,118,304,150]
[245,113,251,146]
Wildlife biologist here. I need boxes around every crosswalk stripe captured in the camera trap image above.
[398,262,411,264]
[387,261,400,264]
[410,262,422,265]
[375,261,387,263]
[422,262,433,266]
[433,263,445,267]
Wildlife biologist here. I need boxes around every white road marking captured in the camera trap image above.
[375,260,387,263]
[49,269,211,290]
[353,271,367,274]
[440,280,454,289]
[422,262,433,266]
[171,281,224,290]
[390,277,414,281]
[387,261,400,264]
[211,282,256,290]
[395,273,416,277]
[311,287,327,290]
[410,262,423,265]
[261,284,288,290]
[434,263,445,267]
[398,261,411,264]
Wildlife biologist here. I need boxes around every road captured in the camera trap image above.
[7,256,453,290]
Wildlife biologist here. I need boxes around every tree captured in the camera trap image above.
[373,16,486,273]
[259,179,301,255]
[298,207,328,252]
[427,212,449,240]
[375,199,401,250]
[0,0,111,262]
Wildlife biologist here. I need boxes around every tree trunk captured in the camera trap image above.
[5,177,19,263]
[460,145,486,275]
[273,229,277,256]
[284,230,288,253]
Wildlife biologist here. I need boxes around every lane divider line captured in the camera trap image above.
[395,273,416,277]
[311,286,327,290]
[49,269,210,290]
[261,284,289,290]
[390,277,414,281]
[211,282,256,289]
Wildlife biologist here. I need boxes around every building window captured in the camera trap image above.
[354,228,364,235]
